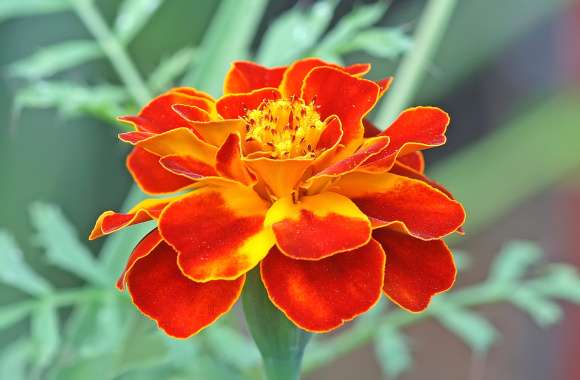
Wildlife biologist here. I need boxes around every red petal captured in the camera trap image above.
[302,67,380,148]
[374,229,456,312]
[363,119,381,137]
[265,192,371,260]
[216,133,255,184]
[116,228,163,290]
[127,148,193,194]
[397,151,425,173]
[126,241,244,338]
[159,184,274,281]
[159,155,218,179]
[316,136,389,176]
[224,61,286,94]
[261,241,385,333]
[332,172,466,240]
[377,77,394,98]
[216,88,281,119]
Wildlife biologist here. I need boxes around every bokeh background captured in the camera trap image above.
[1,0,579,379]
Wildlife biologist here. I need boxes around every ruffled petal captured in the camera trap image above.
[331,172,465,240]
[280,58,371,98]
[397,151,425,173]
[89,197,175,240]
[159,155,218,180]
[312,116,344,172]
[301,66,380,148]
[264,192,371,260]
[158,183,274,282]
[243,157,312,198]
[127,148,193,195]
[261,240,385,332]
[316,136,389,176]
[116,228,163,290]
[216,88,281,119]
[216,133,255,185]
[374,229,456,312]
[224,61,286,94]
[185,119,246,147]
[126,241,244,338]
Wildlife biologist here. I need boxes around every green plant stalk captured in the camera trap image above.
[71,0,151,105]
[374,0,458,125]
[242,270,311,380]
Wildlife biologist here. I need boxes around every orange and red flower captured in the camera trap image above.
[90,58,465,338]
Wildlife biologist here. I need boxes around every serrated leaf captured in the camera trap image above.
[317,2,389,54]
[203,323,260,370]
[488,240,543,283]
[0,0,70,23]
[148,47,197,92]
[256,0,338,66]
[510,288,563,327]
[114,0,163,43]
[436,306,499,353]
[374,326,412,379]
[336,27,411,59]
[29,203,109,285]
[6,40,101,80]
[0,230,52,295]
[31,302,60,368]
[0,339,32,380]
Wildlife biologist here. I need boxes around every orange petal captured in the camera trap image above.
[331,172,465,240]
[280,58,371,99]
[118,89,215,133]
[171,104,212,123]
[261,240,385,333]
[89,197,174,240]
[224,61,286,94]
[172,87,214,102]
[158,183,274,282]
[126,241,244,338]
[243,156,312,198]
[374,229,456,312]
[216,88,281,119]
[397,151,425,173]
[127,148,193,195]
[116,228,163,290]
[159,155,218,180]
[216,133,255,185]
[301,66,380,148]
[316,136,389,176]
[186,119,246,147]
[264,192,371,260]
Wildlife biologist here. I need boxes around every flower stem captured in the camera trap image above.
[374,0,458,125]
[242,269,311,380]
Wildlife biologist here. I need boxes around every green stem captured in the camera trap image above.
[374,0,458,125]
[72,0,151,105]
[242,270,311,380]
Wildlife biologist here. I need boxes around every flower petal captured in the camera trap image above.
[224,61,286,94]
[301,66,380,148]
[312,116,344,172]
[261,240,385,332]
[159,183,274,282]
[126,241,244,338]
[116,228,163,290]
[127,148,194,195]
[159,155,218,180]
[89,197,174,240]
[316,136,389,176]
[216,133,255,185]
[280,58,371,98]
[397,151,425,173]
[216,88,281,119]
[374,229,456,312]
[377,77,394,98]
[171,104,211,123]
[184,119,246,147]
[243,157,312,198]
[265,192,371,260]
[331,172,465,240]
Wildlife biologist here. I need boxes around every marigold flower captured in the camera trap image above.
[90,58,466,338]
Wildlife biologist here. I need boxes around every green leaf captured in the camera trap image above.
[510,288,563,327]
[6,40,101,80]
[256,0,338,66]
[317,2,389,54]
[335,27,412,59]
[148,47,197,92]
[203,323,261,370]
[114,0,163,43]
[530,264,580,303]
[0,230,52,295]
[0,0,70,23]
[488,240,543,283]
[374,326,412,379]
[29,203,109,285]
[31,302,60,368]
[436,306,499,352]
[452,250,472,272]
[0,339,32,380]
[0,303,33,330]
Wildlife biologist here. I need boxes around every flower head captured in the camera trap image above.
[90,58,466,338]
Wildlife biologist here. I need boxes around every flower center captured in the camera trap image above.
[244,98,326,159]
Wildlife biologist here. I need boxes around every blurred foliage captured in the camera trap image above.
[0,0,578,379]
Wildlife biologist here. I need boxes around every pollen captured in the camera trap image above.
[243,98,326,159]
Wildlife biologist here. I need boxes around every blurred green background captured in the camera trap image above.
[1,0,580,379]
